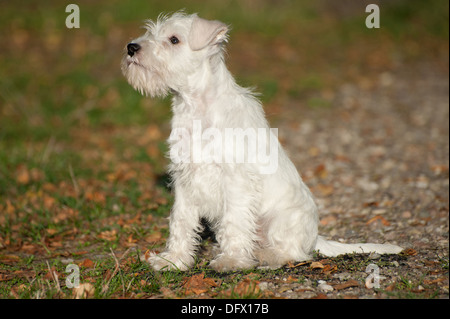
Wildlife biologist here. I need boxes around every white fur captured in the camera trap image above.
[121,12,403,271]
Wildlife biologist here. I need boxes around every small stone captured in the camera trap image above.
[317,281,334,293]
[259,282,269,291]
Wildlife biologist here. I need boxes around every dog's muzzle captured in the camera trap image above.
[127,43,141,57]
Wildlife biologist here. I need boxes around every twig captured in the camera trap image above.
[101,248,132,296]
[46,260,61,293]
[68,163,80,196]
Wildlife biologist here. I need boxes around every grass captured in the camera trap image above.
[0,0,448,299]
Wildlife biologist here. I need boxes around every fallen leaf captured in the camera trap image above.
[314,163,328,179]
[319,215,337,226]
[322,264,338,274]
[310,261,325,269]
[0,274,12,281]
[98,229,117,241]
[72,283,95,299]
[423,278,446,285]
[4,200,15,215]
[46,228,58,236]
[402,248,417,256]
[16,165,30,184]
[385,283,396,291]
[85,191,106,204]
[430,164,448,175]
[366,215,390,226]
[333,279,359,290]
[182,273,221,295]
[226,279,260,297]
[160,286,177,298]
[313,184,334,196]
[79,258,95,268]
[145,231,162,243]
[0,254,21,263]
[285,275,298,283]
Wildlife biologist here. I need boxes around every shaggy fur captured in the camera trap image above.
[121,12,403,271]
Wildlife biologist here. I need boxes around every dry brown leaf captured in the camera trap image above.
[16,166,30,185]
[322,264,338,274]
[44,266,59,281]
[98,229,117,241]
[72,283,95,299]
[310,261,325,269]
[423,278,446,285]
[366,215,390,226]
[333,279,359,290]
[0,274,12,281]
[402,248,417,256]
[182,273,221,295]
[145,231,162,243]
[319,215,337,226]
[4,200,15,215]
[228,279,260,297]
[285,275,298,283]
[85,191,106,204]
[79,258,95,268]
[314,163,328,179]
[42,195,56,209]
[0,254,21,263]
[313,184,334,196]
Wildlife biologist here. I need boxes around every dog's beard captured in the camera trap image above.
[121,57,170,98]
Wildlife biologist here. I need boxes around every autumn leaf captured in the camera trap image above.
[44,266,59,281]
[84,191,106,204]
[322,264,338,275]
[366,215,390,226]
[310,261,325,269]
[79,258,95,268]
[182,273,221,295]
[223,279,260,298]
[0,254,21,263]
[402,248,417,256]
[319,215,337,226]
[314,163,328,179]
[144,231,162,243]
[333,279,359,290]
[285,275,298,283]
[313,184,334,196]
[98,229,117,241]
[15,165,30,185]
[72,283,95,299]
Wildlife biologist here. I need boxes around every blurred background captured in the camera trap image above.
[0,0,448,261]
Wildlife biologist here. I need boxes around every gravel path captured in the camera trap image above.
[264,61,449,298]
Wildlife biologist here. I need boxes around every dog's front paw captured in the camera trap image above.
[209,254,257,272]
[147,251,193,271]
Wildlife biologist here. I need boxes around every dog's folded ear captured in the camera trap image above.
[188,16,228,51]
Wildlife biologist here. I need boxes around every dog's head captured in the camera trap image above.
[121,12,229,98]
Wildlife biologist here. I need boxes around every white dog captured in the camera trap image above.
[121,12,403,271]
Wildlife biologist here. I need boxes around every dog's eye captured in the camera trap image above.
[169,36,180,45]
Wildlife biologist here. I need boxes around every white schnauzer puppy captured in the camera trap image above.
[121,12,402,271]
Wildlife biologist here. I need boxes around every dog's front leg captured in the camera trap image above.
[148,185,200,271]
[209,172,260,271]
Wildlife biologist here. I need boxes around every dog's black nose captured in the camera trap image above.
[127,43,141,57]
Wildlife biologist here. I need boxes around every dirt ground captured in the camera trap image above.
[257,61,449,298]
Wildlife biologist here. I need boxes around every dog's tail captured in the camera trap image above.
[314,236,403,257]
